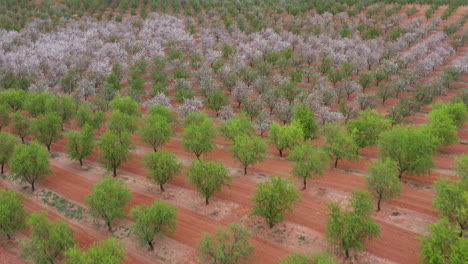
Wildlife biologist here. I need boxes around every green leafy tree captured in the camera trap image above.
[419,218,467,264]
[12,111,30,143]
[98,130,132,177]
[323,123,360,168]
[10,141,51,191]
[64,237,125,264]
[422,109,458,146]
[148,105,176,123]
[251,175,301,228]
[182,113,216,158]
[328,68,345,86]
[104,72,122,91]
[22,211,76,264]
[280,252,338,264]
[188,159,231,205]
[220,113,255,142]
[85,177,132,231]
[0,103,10,130]
[33,113,63,151]
[0,89,26,110]
[456,154,468,180]
[46,95,76,128]
[230,135,267,174]
[197,223,254,264]
[365,158,401,211]
[108,110,138,141]
[207,90,229,116]
[358,73,373,92]
[76,103,105,130]
[0,189,27,239]
[130,201,177,250]
[433,178,467,235]
[24,92,52,117]
[0,131,16,173]
[65,124,95,166]
[326,191,380,258]
[110,95,140,117]
[287,144,329,190]
[379,125,436,179]
[143,150,181,192]
[140,113,173,152]
[431,101,467,128]
[293,105,319,140]
[347,109,390,148]
[269,122,303,157]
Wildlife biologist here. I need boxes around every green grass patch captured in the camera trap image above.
[37,190,86,220]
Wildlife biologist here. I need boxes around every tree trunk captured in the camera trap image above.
[244,166,247,175]
[269,222,274,229]
[21,137,25,143]
[334,158,339,168]
[79,159,83,166]
[160,184,165,192]
[303,178,307,190]
[148,240,154,251]
[377,194,382,211]
[6,233,11,240]
[154,147,158,152]
[31,182,35,192]
[1,163,4,174]
[113,167,117,177]
[108,221,112,231]
[279,149,283,157]
[205,197,209,205]
[47,144,51,151]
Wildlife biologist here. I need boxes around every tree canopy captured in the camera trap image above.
[326,191,380,258]
[198,223,254,264]
[379,125,436,179]
[65,124,95,166]
[0,131,16,173]
[130,200,177,251]
[188,159,231,205]
[230,135,267,174]
[143,150,181,192]
[64,237,124,264]
[10,141,51,191]
[287,144,329,190]
[85,177,132,231]
[322,122,360,168]
[22,211,76,264]
[269,122,303,157]
[0,189,27,239]
[251,175,301,228]
[365,158,401,211]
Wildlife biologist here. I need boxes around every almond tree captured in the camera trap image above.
[365,159,402,211]
[130,201,177,251]
[251,175,301,228]
[143,150,181,192]
[287,144,329,190]
[85,177,132,231]
[188,159,231,205]
[22,211,76,264]
[230,135,267,174]
[0,132,16,173]
[198,223,254,264]
[65,124,95,166]
[326,191,380,258]
[10,141,51,192]
[0,189,27,240]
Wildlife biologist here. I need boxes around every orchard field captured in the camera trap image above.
[0,0,467,264]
